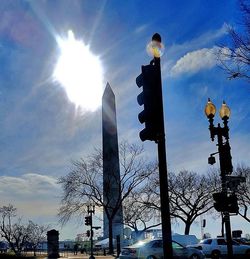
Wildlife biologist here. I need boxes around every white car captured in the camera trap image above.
[119,238,205,259]
[188,238,250,258]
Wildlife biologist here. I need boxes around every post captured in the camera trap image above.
[205,99,234,259]
[88,206,95,259]
[155,57,173,259]
[116,235,121,257]
[217,129,233,259]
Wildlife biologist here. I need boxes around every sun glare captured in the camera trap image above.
[53,30,104,112]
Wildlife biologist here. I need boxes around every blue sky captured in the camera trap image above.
[0,0,249,240]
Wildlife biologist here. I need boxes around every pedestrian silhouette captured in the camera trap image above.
[74,244,78,255]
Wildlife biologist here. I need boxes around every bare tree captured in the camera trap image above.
[123,191,161,240]
[26,221,49,256]
[217,0,250,81]
[58,141,155,253]
[0,205,30,256]
[141,168,214,235]
[234,165,250,222]
[169,171,214,234]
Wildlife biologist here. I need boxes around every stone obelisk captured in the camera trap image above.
[102,83,123,240]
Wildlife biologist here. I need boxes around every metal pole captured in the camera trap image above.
[88,206,95,259]
[217,126,233,259]
[155,57,173,259]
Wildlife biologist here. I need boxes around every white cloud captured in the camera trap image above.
[0,173,61,218]
[134,24,149,34]
[170,47,219,77]
[162,24,228,78]
[0,173,59,196]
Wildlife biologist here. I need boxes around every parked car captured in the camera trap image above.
[172,235,199,247]
[119,238,205,259]
[0,241,8,253]
[188,237,250,258]
[233,237,250,245]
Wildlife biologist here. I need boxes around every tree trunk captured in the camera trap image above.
[184,223,191,235]
[108,219,114,254]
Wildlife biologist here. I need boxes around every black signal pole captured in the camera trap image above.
[88,205,95,259]
[216,122,233,259]
[154,53,173,259]
[136,33,173,259]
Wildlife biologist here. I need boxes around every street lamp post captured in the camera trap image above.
[87,205,95,259]
[205,98,234,259]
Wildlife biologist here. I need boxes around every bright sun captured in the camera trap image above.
[53,30,104,112]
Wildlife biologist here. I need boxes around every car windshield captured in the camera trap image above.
[131,239,155,248]
[200,239,212,244]
[172,241,184,249]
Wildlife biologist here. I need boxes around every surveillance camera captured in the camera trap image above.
[208,156,216,165]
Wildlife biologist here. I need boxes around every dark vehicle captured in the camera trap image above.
[0,242,8,253]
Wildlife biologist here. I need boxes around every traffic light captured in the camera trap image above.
[220,141,233,174]
[86,230,90,237]
[85,216,92,226]
[227,194,239,213]
[136,63,162,142]
[213,192,239,213]
[213,192,227,212]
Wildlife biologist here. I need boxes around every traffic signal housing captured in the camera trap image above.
[85,216,92,226]
[227,194,239,213]
[220,141,233,175]
[213,192,227,212]
[213,192,239,213]
[136,62,162,142]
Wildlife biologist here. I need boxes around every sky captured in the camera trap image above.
[0,0,249,241]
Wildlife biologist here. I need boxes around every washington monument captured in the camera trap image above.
[102,83,123,241]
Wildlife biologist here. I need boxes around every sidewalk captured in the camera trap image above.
[49,252,117,259]
[61,256,115,259]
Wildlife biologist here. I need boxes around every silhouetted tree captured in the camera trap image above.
[217,0,250,81]
[142,170,214,235]
[26,221,49,256]
[234,165,250,222]
[58,141,155,253]
[123,191,161,240]
[0,205,23,255]
[0,205,31,256]
[169,171,214,234]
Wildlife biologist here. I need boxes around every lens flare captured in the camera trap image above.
[146,40,165,58]
[53,30,104,112]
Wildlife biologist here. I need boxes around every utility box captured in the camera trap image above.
[47,229,60,258]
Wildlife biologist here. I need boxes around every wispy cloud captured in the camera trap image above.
[162,24,227,78]
[170,47,218,77]
[0,173,61,217]
[134,24,149,34]
[0,173,59,196]
[168,23,227,57]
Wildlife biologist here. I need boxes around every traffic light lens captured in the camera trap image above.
[138,111,145,124]
[136,74,143,87]
[139,129,148,142]
[137,92,144,106]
